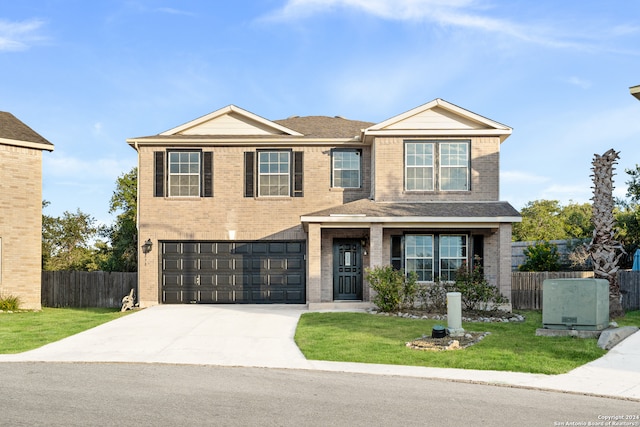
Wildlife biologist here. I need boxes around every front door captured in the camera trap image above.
[333,239,363,300]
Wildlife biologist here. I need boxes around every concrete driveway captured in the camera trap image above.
[2,304,640,401]
[0,305,313,368]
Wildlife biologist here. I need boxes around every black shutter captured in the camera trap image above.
[472,235,484,267]
[293,151,303,197]
[244,152,254,197]
[203,152,213,197]
[391,236,403,270]
[154,151,165,197]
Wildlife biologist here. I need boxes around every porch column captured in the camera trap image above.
[369,223,383,269]
[307,223,322,304]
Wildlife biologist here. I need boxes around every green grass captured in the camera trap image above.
[0,308,132,354]
[294,310,640,375]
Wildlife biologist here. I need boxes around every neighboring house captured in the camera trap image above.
[631,85,640,101]
[128,99,521,308]
[0,112,54,310]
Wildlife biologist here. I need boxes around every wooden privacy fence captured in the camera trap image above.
[42,271,137,308]
[511,271,640,311]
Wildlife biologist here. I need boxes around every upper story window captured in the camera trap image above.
[440,143,469,191]
[405,141,469,192]
[258,151,290,197]
[168,151,201,197]
[153,150,213,198]
[405,142,434,191]
[244,150,303,198]
[332,149,361,188]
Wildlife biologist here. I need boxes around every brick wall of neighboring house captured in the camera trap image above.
[0,144,43,310]
[372,136,500,202]
[137,144,372,306]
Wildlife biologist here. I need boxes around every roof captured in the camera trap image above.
[0,112,54,151]
[301,199,521,224]
[127,99,511,147]
[274,116,374,138]
[631,85,640,101]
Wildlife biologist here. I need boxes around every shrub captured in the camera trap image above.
[453,260,508,311]
[417,277,453,312]
[519,241,561,271]
[365,265,417,312]
[0,294,20,311]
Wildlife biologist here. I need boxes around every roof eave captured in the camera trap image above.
[631,85,640,101]
[0,137,54,152]
[126,136,364,148]
[300,215,522,224]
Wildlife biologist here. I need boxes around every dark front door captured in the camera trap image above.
[333,239,363,300]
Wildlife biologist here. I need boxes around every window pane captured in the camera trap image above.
[440,142,469,191]
[440,235,467,281]
[258,151,290,196]
[332,150,361,188]
[167,151,201,197]
[405,235,433,281]
[405,143,434,191]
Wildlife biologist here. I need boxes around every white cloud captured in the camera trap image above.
[567,76,592,89]
[263,0,636,52]
[0,18,46,52]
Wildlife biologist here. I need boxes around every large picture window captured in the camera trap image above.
[168,151,201,197]
[258,151,290,197]
[403,234,468,282]
[332,149,361,188]
[405,141,469,192]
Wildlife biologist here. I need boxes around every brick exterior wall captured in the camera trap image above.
[137,144,371,306]
[0,144,43,310]
[372,136,500,202]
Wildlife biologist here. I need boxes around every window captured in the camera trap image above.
[168,151,201,197]
[405,235,434,281]
[405,142,434,191]
[154,150,213,198]
[439,235,468,281]
[245,151,303,198]
[440,143,469,191]
[258,151,290,197]
[402,234,468,282]
[332,149,361,188]
[405,141,469,191]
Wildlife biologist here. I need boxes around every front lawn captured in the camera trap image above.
[0,308,132,354]
[294,310,639,375]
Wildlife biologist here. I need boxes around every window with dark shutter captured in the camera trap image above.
[293,151,303,197]
[203,152,213,197]
[391,235,403,270]
[244,152,255,197]
[154,151,165,197]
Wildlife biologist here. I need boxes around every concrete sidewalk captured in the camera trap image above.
[1,305,639,401]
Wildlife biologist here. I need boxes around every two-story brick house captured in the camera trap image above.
[0,112,54,310]
[128,99,520,308]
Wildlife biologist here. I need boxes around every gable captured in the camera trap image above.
[0,112,54,151]
[160,105,303,137]
[365,98,512,142]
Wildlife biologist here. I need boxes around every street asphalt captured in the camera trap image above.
[1,305,639,401]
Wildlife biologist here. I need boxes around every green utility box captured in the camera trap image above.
[542,278,609,330]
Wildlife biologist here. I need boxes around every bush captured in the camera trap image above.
[0,294,20,311]
[519,241,561,271]
[365,266,417,312]
[416,277,453,312]
[454,260,508,311]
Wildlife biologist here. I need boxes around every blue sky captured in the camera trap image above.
[2,0,640,226]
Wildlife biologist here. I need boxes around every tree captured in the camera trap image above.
[99,167,138,272]
[624,164,640,202]
[42,205,101,271]
[560,202,594,239]
[518,241,561,272]
[588,149,625,318]
[512,200,566,241]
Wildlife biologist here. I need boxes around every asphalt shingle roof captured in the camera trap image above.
[0,112,53,147]
[303,199,521,219]
[274,116,374,138]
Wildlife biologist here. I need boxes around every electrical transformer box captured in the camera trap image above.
[542,278,609,330]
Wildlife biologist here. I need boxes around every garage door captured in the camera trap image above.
[161,241,306,304]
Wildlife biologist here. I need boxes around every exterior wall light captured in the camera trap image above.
[141,239,153,254]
